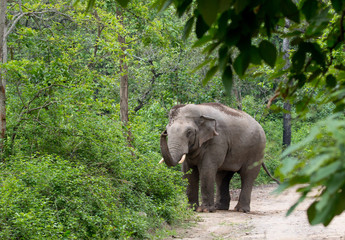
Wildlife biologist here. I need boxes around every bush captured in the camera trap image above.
[277,114,345,226]
[1,155,120,239]
[0,152,191,239]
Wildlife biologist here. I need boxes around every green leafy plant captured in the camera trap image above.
[277,113,345,226]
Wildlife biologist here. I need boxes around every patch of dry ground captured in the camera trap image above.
[167,185,345,240]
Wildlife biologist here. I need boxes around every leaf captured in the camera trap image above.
[249,46,262,65]
[217,11,229,39]
[310,161,342,183]
[219,0,231,13]
[291,49,306,73]
[233,50,250,77]
[195,15,210,39]
[183,17,195,41]
[309,42,325,67]
[176,0,193,17]
[334,64,345,71]
[281,126,320,158]
[259,40,277,68]
[327,33,339,48]
[326,74,337,88]
[295,73,306,88]
[279,157,299,176]
[191,57,214,73]
[218,45,229,71]
[202,42,221,55]
[274,182,290,194]
[287,193,307,216]
[331,0,345,13]
[295,99,306,113]
[308,69,322,82]
[202,65,218,85]
[192,35,213,48]
[225,30,240,47]
[264,16,272,38]
[281,0,300,23]
[197,0,220,26]
[325,172,345,195]
[86,0,96,12]
[234,0,250,13]
[310,193,339,226]
[301,0,318,21]
[290,37,303,46]
[302,154,330,175]
[222,66,233,94]
[307,201,318,224]
[153,0,173,12]
[116,0,130,8]
[305,7,331,38]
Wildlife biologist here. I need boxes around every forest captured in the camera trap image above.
[0,0,344,239]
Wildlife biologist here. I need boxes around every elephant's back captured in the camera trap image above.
[199,103,244,118]
[180,103,247,121]
[175,102,265,144]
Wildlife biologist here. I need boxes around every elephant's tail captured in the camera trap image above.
[262,163,280,185]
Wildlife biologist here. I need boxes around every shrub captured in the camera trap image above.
[0,154,191,239]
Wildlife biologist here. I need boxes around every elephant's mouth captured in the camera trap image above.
[160,130,186,166]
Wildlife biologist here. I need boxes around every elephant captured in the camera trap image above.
[159,103,279,213]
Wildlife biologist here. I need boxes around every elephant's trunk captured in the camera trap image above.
[160,130,185,166]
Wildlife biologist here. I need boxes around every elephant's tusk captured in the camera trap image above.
[159,158,165,164]
[178,154,186,164]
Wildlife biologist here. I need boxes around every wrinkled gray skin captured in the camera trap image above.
[160,103,266,213]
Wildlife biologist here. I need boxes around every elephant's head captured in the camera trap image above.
[160,114,219,167]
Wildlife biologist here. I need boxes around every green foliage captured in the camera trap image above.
[4,0,344,236]
[152,0,345,112]
[1,1,197,238]
[277,114,345,226]
[0,154,190,239]
[154,0,301,86]
[0,143,191,239]
[1,155,121,239]
[145,0,345,226]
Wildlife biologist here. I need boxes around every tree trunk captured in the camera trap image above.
[119,57,129,123]
[232,76,242,110]
[117,9,129,124]
[117,7,133,149]
[283,101,291,147]
[282,19,291,148]
[0,0,7,156]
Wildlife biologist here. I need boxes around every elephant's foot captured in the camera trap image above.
[215,203,229,210]
[234,203,250,213]
[196,205,216,213]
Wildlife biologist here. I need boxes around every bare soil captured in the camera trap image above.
[167,185,345,240]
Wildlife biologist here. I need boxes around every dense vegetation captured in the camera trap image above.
[148,0,345,227]
[0,0,343,238]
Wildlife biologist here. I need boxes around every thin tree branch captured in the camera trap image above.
[24,101,58,114]
[5,9,74,39]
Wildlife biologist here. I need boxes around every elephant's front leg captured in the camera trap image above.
[197,167,217,213]
[215,171,234,210]
[183,165,199,210]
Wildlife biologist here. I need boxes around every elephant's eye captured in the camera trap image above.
[186,129,193,137]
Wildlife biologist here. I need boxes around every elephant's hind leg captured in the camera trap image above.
[215,171,234,210]
[234,165,260,213]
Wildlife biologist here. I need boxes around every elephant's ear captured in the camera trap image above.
[198,115,219,147]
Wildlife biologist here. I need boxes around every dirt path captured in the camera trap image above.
[167,185,345,240]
